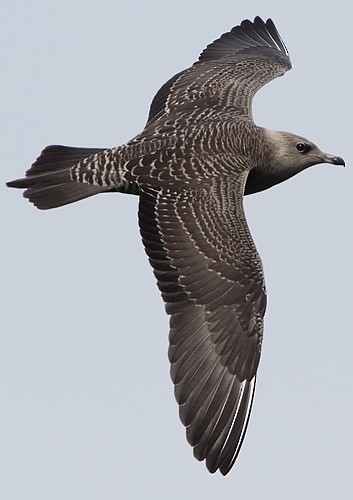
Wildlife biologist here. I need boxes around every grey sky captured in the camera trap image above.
[2,1,353,499]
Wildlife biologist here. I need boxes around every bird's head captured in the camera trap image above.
[245,129,345,195]
[264,129,345,175]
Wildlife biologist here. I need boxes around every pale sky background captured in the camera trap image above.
[2,1,353,499]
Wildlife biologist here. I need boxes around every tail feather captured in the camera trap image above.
[7,145,111,210]
[23,183,105,210]
[26,145,106,176]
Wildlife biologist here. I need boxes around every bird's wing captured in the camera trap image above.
[147,17,291,124]
[138,175,266,475]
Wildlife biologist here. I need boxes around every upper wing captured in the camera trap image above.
[147,17,291,124]
[138,176,266,474]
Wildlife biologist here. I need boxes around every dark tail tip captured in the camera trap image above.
[7,145,107,209]
[7,179,24,188]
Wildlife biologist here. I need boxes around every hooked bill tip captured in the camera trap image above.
[332,156,345,167]
[323,154,345,167]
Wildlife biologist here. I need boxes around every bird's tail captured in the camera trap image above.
[7,145,116,210]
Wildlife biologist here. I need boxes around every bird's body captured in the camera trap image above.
[7,17,344,475]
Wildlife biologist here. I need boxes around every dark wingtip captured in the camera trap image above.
[198,15,290,67]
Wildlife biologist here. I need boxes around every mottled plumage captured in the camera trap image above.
[7,17,344,475]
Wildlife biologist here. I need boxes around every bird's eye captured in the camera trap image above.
[296,142,307,153]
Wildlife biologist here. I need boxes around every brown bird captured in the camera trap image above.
[7,17,344,475]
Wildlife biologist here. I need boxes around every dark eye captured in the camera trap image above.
[296,142,307,153]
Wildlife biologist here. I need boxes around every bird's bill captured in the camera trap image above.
[321,153,345,166]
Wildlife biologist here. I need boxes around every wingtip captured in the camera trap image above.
[198,15,290,66]
[253,15,266,24]
[241,16,271,29]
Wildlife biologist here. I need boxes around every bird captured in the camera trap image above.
[7,17,345,475]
